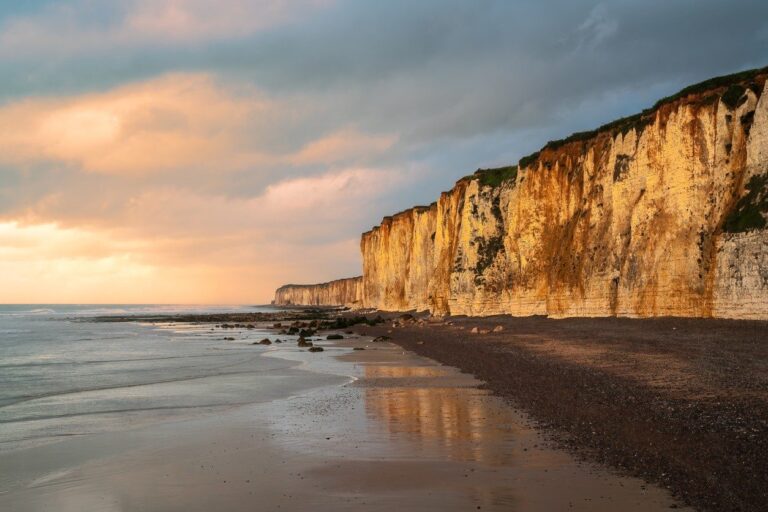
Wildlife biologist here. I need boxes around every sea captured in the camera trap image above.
[0,304,293,454]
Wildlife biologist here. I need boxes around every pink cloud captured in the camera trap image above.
[0,0,336,56]
[0,71,407,303]
[0,73,392,175]
[0,166,406,303]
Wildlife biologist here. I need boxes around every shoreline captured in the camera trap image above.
[353,313,768,512]
[1,312,692,511]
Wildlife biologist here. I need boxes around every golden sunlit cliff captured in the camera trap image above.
[281,67,768,319]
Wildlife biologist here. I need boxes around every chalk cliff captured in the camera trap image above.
[361,67,768,319]
[274,277,363,307]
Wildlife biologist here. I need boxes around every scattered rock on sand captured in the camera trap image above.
[327,334,344,340]
[308,346,324,353]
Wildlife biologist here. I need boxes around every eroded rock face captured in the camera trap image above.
[361,71,768,319]
[274,277,363,307]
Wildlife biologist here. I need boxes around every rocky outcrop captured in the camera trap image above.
[361,67,768,319]
[274,277,363,307]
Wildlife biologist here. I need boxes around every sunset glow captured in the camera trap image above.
[0,0,765,303]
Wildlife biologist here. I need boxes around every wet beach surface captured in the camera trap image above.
[355,314,768,512]
[0,312,689,511]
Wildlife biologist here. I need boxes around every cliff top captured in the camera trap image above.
[518,65,768,171]
[362,65,768,237]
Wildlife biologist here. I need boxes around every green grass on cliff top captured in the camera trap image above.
[514,65,768,170]
[467,165,519,188]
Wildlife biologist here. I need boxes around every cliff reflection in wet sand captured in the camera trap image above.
[362,364,523,466]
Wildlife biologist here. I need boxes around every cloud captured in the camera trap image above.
[0,168,401,304]
[0,73,394,177]
[0,0,335,58]
[0,1,767,303]
[126,0,335,42]
[0,69,409,302]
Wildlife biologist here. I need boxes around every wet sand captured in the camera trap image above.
[356,314,768,512]
[0,325,689,511]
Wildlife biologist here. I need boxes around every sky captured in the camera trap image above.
[0,0,766,304]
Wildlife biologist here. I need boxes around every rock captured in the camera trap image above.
[273,322,282,328]
[246,324,255,329]
[308,346,324,353]
[287,327,299,334]
[326,334,344,340]
[357,71,768,320]
[223,337,235,341]
[274,339,283,343]
[297,337,313,347]
[493,325,504,332]
[372,336,390,342]
[299,329,315,337]
[479,329,490,334]
[471,327,479,334]
[416,341,424,345]
[256,338,272,345]
[353,347,366,351]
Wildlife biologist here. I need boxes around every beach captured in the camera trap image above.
[356,314,768,511]
[0,307,689,511]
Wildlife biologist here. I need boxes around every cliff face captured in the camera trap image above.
[361,69,768,319]
[274,277,363,307]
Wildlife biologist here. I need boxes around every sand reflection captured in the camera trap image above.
[363,364,522,466]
